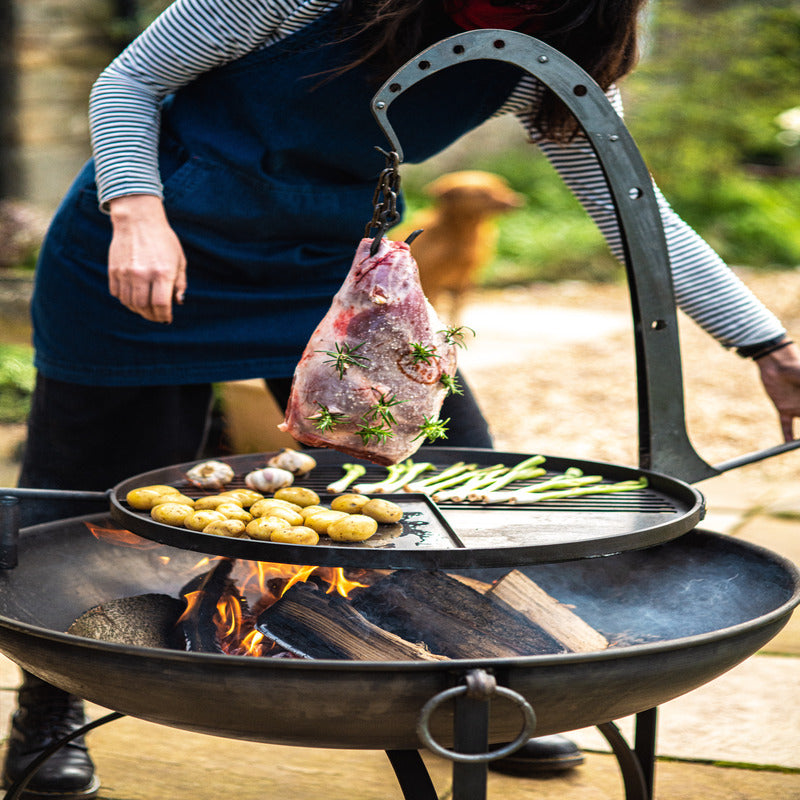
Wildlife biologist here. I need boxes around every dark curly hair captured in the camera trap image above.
[334,0,648,140]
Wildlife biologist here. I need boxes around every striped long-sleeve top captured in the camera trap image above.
[88,0,785,349]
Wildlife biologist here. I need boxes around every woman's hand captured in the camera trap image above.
[756,340,800,442]
[108,194,187,323]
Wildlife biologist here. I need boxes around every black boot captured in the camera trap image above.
[2,671,99,799]
[488,735,584,775]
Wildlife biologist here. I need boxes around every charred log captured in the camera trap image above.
[178,558,243,653]
[256,581,447,661]
[350,571,569,657]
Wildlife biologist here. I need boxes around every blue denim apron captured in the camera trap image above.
[31,5,523,386]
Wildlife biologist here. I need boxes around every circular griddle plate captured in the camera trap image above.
[110,447,704,569]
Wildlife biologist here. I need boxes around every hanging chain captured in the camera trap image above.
[365,147,401,255]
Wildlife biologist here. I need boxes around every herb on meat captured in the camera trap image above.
[366,391,406,427]
[317,341,370,379]
[414,415,449,443]
[439,325,476,349]
[408,342,439,365]
[439,373,463,396]
[356,422,395,445]
[307,403,348,432]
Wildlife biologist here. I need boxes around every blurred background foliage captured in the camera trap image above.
[401,0,800,284]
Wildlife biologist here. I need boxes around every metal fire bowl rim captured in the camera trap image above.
[2,528,797,670]
[108,446,706,568]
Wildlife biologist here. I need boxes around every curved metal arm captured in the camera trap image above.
[370,30,799,482]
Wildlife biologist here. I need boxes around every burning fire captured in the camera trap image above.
[176,563,368,658]
[86,522,368,657]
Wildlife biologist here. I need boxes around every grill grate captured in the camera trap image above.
[171,462,677,515]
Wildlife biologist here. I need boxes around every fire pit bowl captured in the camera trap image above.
[0,513,796,750]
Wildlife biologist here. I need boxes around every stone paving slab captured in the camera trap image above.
[570,653,800,768]
[2,711,794,800]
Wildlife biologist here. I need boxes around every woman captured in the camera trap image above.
[6,1,800,797]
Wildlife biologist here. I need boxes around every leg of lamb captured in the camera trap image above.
[279,237,458,465]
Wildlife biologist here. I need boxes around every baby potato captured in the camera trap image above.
[215,503,253,523]
[245,515,291,541]
[194,494,243,510]
[150,502,194,527]
[361,498,404,524]
[127,485,181,511]
[330,493,370,514]
[327,514,379,542]
[202,519,246,538]
[273,487,321,508]
[299,504,328,520]
[184,509,227,531]
[303,509,349,535]
[250,501,304,526]
[219,489,264,507]
[269,526,320,545]
[250,498,302,517]
[152,492,195,508]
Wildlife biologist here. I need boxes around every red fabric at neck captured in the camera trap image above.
[444,0,544,33]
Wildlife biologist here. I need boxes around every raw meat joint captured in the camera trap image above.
[280,237,458,465]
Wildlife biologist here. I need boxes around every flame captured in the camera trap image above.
[324,567,368,597]
[176,590,203,624]
[240,628,266,657]
[85,522,161,549]
[215,593,267,657]
[281,565,319,596]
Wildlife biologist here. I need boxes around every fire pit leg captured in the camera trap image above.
[385,750,439,800]
[451,681,490,800]
[596,721,649,800]
[2,711,125,800]
[633,708,658,799]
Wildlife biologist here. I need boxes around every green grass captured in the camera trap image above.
[0,343,35,424]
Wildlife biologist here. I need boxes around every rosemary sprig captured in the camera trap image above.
[408,342,440,365]
[356,422,395,445]
[306,403,348,432]
[414,415,449,443]
[317,341,370,379]
[439,325,476,349]
[439,373,463,396]
[366,391,406,427]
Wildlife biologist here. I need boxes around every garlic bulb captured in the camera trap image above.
[267,448,317,477]
[185,460,235,490]
[245,467,294,493]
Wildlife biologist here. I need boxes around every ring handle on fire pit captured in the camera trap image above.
[370,30,800,484]
[417,670,536,763]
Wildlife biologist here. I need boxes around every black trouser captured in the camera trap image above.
[18,372,492,528]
